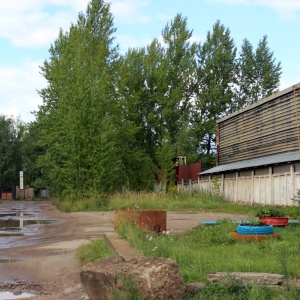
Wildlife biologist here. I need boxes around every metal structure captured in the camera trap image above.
[216,83,300,165]
[197,83,300,206]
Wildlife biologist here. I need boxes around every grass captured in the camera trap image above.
[185,280,300,300]
[76,238,115,263]
[51,190,300,219]
[117,220,300,283]
[105,217,300,299]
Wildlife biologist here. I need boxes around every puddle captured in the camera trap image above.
[0,219,51,228]
[0,205,57,249]
[0,291,35,299]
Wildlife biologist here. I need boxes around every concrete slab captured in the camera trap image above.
[104,232,142,261]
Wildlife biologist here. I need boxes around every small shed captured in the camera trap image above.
[199,83,300,206]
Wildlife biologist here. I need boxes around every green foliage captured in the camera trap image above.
[161,14,196,146]
[291,189,300,206]
[0,115,24,187]
[155,139,176,191]
[237,35,281,107]
[256,207,287,218]
[76,238,115,263]
[36,0,156,196]
[193,20,237,156]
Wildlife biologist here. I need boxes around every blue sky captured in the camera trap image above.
[1,0,300,123]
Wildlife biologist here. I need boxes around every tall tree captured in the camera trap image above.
[0,116,24,187]
[237,35,281,106]
[235,38,256,108]
[193,20,237,160]
[21,122,46,190]
[37,0,120,195]
[160,14,197,148]
[36,0,156,195]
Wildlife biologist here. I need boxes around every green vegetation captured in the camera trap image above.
[117,220,300,283]
[52,190,300,220]
[76,238,115,263]
[53,190,234,212]
[0,116,25,187]
[186,280,300,300]
[256,207,288,218]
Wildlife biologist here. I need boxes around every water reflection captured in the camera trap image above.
[0,219,51,229]
[0,291,35,299]
[0,209,54,248]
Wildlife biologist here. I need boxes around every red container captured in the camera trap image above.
[259,217,289,227]
[115,210,167,233]
[1,192,13,200]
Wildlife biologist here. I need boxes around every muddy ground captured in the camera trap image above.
[0,201,250,299]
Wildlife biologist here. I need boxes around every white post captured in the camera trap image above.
[269,167,274,205]
[251,170,254,206]
[291,164,295,205]
[234,172,238,203]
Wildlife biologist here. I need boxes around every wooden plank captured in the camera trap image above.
[217,89,300,164]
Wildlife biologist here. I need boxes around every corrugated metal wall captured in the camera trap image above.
[217,84,300,165]
[177,162,201,183]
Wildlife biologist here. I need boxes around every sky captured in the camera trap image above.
[1,0,300,123]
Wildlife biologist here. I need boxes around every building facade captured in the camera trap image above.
[198,83,300,206]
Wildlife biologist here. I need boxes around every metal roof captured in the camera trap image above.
[199,151,300,175]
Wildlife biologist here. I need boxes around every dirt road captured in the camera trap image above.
[0,201,250,299]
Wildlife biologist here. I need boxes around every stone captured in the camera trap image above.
[80,256,185,300]
[207,272,285,286]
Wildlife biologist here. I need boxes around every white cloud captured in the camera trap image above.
[110,0,150,24]
[280,76,300,90]
[258,0,300,19]
[117,34,152,53]
[0,0,90,48]
[0,59,46,122]
[0,0,155,49]
[209,0,300,19]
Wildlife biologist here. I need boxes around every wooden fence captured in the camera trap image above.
[179,166,300,206]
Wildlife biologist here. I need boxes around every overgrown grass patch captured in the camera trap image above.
[186,280,300,300]
[52,190,255,214]
[117,220,300,283]
[76,238,115,263]
[52,190,300,219]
